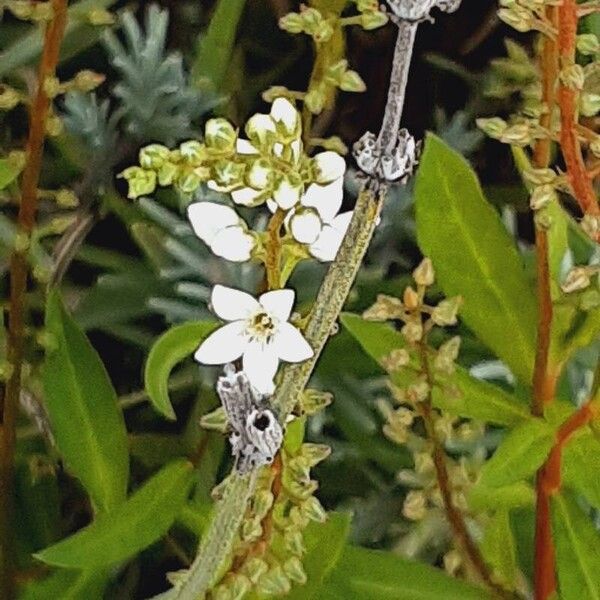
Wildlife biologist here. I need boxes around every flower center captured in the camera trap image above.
[247,311,276,342]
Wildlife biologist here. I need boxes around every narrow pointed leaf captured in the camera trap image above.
[415,134,537,384]
[35,460,194,569]
[43,289,129,513]
[144,321,218,419]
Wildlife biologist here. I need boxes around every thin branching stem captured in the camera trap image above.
[0,3,68,598]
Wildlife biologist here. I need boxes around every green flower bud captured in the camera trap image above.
[325,60,348,85]
[205,118,237,151]
[413,257,435,286]
[434,336,461,374]
[241,557,269,583]
[212,160,245,191]
[55,189,79,208]
[285,478,318,501]
[577,33,600,55]
[257,567,291,596]
[312,19,334,43]
[179,140,205,163]
[73,70,105,92]
[43,76,61,99]
[363,293,404,321]
[284,529,306,556]
[355,0,379,12]
[31,1,53,21]
[157,162,179,186]
[406,379,430,404]
[476,117,508,139]
[304,86,327,114]
[228,574,251,600]
[299,443,331,467]
[431,296,462,326]
[499,123,532,146]
[580,92,600,117]
[177,171,202,194]
[561,266,592,294]
[200,406,228,432]
[299,389,333,415]
[529,184,557,210]
[523,167,557,186]
[360,11,389,30]
[0,85,20,110]
[286,457,311,483]
[86,8,115,25]
[252,490,274,519]
[339,70,366,93]
[401,319,423,343]
[498,7,533,32]
[241,517,263,542]
[560,64,585,90]
[300,496,327,523]
[121,167,157,199]
[139,144,170,169]
[381,348,410,372]
[283,557,307,584]
[279,12,304,33]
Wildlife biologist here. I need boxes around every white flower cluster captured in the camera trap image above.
[187,98,351,263]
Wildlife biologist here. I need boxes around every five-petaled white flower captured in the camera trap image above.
[187,202,256,262]
[194,285,314,394]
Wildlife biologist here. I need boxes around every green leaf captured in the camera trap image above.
[562,431,600,510]
[552,492,600,600]
[341,313,529,426]
[193,0,246,91]
[415,134,537,384]
[35,460,194,569]
[285,512,351,600]
[19,568,108,600]
[43,289,129,513]
[0,157,20,190]
[477,419,554,488]
[481,511,517,588]
[468,481,535,512]
[322,546,488,599]
[144,321,218,419]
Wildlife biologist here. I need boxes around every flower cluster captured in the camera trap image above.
[123,98,352,264]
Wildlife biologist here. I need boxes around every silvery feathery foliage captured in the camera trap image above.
[103,4,217,144]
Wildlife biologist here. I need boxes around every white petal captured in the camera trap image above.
[331,210,353,232]
[273,177,302,210]
[270,98,299,133]
[236,138,259,154]
[301,178,343,223]
[242,341,279,395]
[211,285,260,321]
[290,139,303,163]
[211,226,255,262]
[266,198,278,214]
[245,114,276,146]
[259,288,295,321]
[272,322,314,362]
[187,202,240,245]
[231,186,262,206]
[313,151,346,184]
[247,159,270,189]
[310,223,345,262]
[290,209,322,244]
[194,321,247,364]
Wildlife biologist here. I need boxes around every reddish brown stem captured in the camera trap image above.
[0,3,68,598]
[558,0,600,219]
[531,7,560,598]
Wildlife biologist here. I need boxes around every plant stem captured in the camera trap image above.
[531,7,559,598]
[265,209,285,289]
[558,0,600,222]
[418,345,512,599]
[0,3,67,598]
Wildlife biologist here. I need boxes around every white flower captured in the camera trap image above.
[187,202,255,262]
[288,174,352,262]
[194,285,314,394]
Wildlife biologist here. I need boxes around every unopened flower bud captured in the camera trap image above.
[561,266,592,293]
[577,33,600,55]
[304,87,326,114]
[560,64,585,90]
[581,214,600,240]
[241,517,262,542]
[403,490,427,521]
[179,141,205,163]
[43,76,61,99]
[406,380,430,404]
[55,188,79,208]
[431,296,462,326]
[300,496,327,522]
[87,7,115,25]
[498,6,533,32]
[241,557,269,584]
[0,85,20,110]
[252,490,274,519]
[500,123,532,146]
[529,184,557,210]
[31,1,53,21]
[580,93,600,117]
[177,171,202,194]
[313,19,334,42]
[257,567,291,596]
[476,117,508,139]
[284,529,306,556]
[523,167,556,186]
[121,167,157,199]
[205,118,237,151]
[381,348,410,372]
[434,335,461,374]
[300,389,333,415]
[403,286,420,311]
[339,70,366,93]
[444,549,463,576]
[401,319,423,343]
[299,443,331,467]
[360,11,389,30]
[279,12,304,33]
[413,257,435,286]
[283,557,307,584]
[363,294,404,321]
[139,144,170,169]
[414,451,435,475]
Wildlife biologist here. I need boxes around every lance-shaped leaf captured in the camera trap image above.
[552,492,600,600]
[43,290,129,513]
[415,134,537,384]
[144,321,218,419]
[19,569,109,600]
[35,460,194,569]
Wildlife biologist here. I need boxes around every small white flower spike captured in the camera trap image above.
[187,202,255,262]
[195,285,314,394]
